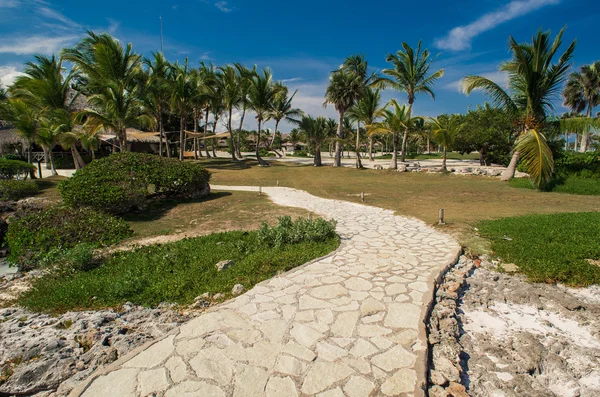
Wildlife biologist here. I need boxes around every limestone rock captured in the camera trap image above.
[215,260,234,271]
[232,284,245,295]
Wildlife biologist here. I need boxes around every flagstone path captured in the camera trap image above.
[69,186,460,397]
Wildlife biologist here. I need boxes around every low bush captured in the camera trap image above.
[258,216,337,247]
[6,206,133,270]
[19,222,340,313]
[0,180,39,200]
[58,152,211,214]
[0,159,36,180]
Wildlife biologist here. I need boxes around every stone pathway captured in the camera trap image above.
[69,186,460,397]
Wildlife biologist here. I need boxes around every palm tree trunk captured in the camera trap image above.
[314,143,322,166]
[193,115,198,160]
[236,106,246,159]
[212,116,218,158]
[355,123,363,169]
[427,136,430,153]
[334,111,344,167]
[255,119,268,166]
[368,136,374,161]
[400,129,408,162]
[158,107,164,157]
[228,108,237,162]
[49,150,57,176]
[71,145,85,170]
[442,145,447,171]
[501,151,520,181]
[390,132,398,170]
[204,108,211,158]
[179,115,185,161]
[43,147,51,170]
[580,106,592,152]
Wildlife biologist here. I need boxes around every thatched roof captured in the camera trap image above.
[0,126,26,146]
[99,128,161,143]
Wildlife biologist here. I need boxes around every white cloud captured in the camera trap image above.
[281,77,303,83]
[36,6,81,29]
[0,0,19,7]
[435,0,560,51]
[0,35,78,55]
[214,1,232,12]
[0,65,25,87]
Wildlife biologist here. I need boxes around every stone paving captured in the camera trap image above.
[70,186,460,397]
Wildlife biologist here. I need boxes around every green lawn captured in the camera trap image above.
[477,212,600,286]
[510,176,600,196]
[20,228,340,313]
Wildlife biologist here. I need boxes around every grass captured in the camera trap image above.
[477,212,600,286]
[20,228,340,313]
[200,158,600,251]
[124,191,312,239]
[34,175,66,201]
[510,175,600,196]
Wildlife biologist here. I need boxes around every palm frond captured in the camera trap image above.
[514,129,554,187]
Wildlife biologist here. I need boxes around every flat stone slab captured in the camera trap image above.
[70,186,460,397]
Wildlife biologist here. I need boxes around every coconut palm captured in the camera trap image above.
[198,61,217,158]
[562,62,600,152]
[324,69,364,167]
[347,88,382,164]
[294,115,329,166]
[1,99,38,165]
[367,99,414,169]
[62,31,143,151]
[247,68,279,166]
[428,115,463,171]
[374,41,444,162]
[9,54,78,168]
[234,63,256,159]
[267,87,302,157]
[216,65,242,161]
[169,59,195,160]
[462,27,576,186]
[209,86,225,158]
[143,52,171,157]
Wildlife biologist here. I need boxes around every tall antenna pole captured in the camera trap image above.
[159,16,164,54]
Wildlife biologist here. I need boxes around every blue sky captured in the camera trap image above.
[0,0,598,132]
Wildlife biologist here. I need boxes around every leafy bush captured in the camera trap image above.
[258,216,337,248]
[0,159,36,180]
[292,150,308,157]
[2,154,27,162]
[58,152,211,214]
[6,206,133,270]
[0,180,39,200]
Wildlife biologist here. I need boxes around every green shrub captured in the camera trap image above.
[6,206,133,270]
[2,154,27,162]
[258,216,337,248]
[0,159,36,180]
[0,180,39,200]
[58,153,211,214]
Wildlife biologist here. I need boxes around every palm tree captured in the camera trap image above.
[209,86,225,158]
[143,52,171,157]
[9,54,78,168]
[215,65,242,162]
[462,27,575,186]
[324,69,364,167]
[563,62,600,152]
[62,31,142,151]
[347,88,382,164]
[198,62,217,158]
[428,115,463,171]
[1,99,38,165]
[267,87,302,157]
[247,68,279,166]
[169,59,195,160]
[294,115,331,166]
[367,99,414,169]
[374,41,444,162]
[234,63,256,159]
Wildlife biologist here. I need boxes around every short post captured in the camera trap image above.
[37,161,42,179]
[438,208,445,225]
[276,180,279,186]
[309,213,313,221]
[258,186,262,196]
[361,192,365,202]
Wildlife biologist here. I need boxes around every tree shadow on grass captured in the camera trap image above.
[123,191,233,223]
[195,158,255,170]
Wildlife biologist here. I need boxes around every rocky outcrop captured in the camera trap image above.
[0,302,191,397]
[427,255,600,397]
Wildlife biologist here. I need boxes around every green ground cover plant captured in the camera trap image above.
[477,212,600,286]
[20,217,339,313]
[0,180,39,200]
